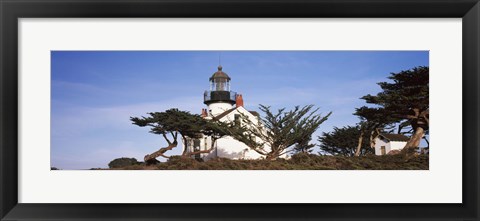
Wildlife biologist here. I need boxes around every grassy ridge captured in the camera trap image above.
[117,153,429,170]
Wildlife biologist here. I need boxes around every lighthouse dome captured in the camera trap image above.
[209,65,231,81]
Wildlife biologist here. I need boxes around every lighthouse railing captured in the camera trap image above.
[229,91,237,100]
[203,90,237,102]
[204,90,211,101]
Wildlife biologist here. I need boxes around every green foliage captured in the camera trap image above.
[354,106,398,132]
[131,108,231,158]
[130,108,206,142]
[130,108,230,143]
[202,120,232,145]
[318,126,373,156]
[360,66,429,131]
[362,66,429,116]
[293,135,316,153]
[108,157,139,168]
[358,66,429,150]
[229,105,331,160]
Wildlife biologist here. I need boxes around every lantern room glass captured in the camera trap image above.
[211,79,230,91]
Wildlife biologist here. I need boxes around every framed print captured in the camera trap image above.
[1,0,479,220]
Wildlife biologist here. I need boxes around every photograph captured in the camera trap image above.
[51,51,429,170]
[2,0,477,219]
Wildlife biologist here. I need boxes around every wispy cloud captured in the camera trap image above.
[51,51,429,169]
[51,96,203,169]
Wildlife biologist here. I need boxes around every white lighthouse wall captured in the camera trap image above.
[208,103,234,116]
[208,106,280,160]
[184,106,288,160]
[214,106,267,159]
[206,136,265,160]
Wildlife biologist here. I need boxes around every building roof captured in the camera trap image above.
[212,107,260,121]
[212,107,237,121]
[209,65,231,81]
[379,133,410,142]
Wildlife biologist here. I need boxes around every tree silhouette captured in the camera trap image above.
[131,108,229,163]
[318,126,373,157]
[229,105,331,160]
[353,106,398,156]
[360,66,429,155]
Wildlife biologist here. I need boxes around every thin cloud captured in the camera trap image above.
[51,51,429,169]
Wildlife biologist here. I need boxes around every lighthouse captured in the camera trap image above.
[203,65,237,116]
[184,65,277,160]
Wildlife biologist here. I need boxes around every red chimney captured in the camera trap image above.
[236,94,244,107]
[201,108,208,117]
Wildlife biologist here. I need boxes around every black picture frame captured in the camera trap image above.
[1,0,479,220]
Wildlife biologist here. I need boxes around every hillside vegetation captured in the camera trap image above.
[114,153,428,170]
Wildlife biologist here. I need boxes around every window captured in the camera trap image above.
[234,114,241,126]
[193,139,200,150]
[193,139,201,160]
[381,146,386,155]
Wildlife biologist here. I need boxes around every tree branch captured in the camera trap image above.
[144,143,178,162]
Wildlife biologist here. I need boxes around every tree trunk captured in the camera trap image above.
[181,136,189,156]
[265,155,277,160]
[144,142,177,162]
[185,147,214,156]
[265,151,279,160]
[402,126,424,157]
[354,131,364,157]
[185,138,217,157]
[369,128,380,149]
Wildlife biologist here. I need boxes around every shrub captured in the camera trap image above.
[108,157,139,169]
[108,153,428,170]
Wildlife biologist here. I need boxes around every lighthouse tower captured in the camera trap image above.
[203,65,237,116]
[184,64,278,160]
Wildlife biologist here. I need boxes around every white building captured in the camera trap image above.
[183,66,271,160]
[373,133,410,155]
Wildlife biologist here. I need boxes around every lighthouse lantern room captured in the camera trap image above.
[203,65,237,116]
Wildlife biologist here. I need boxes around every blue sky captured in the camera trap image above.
[51,51,429,169]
